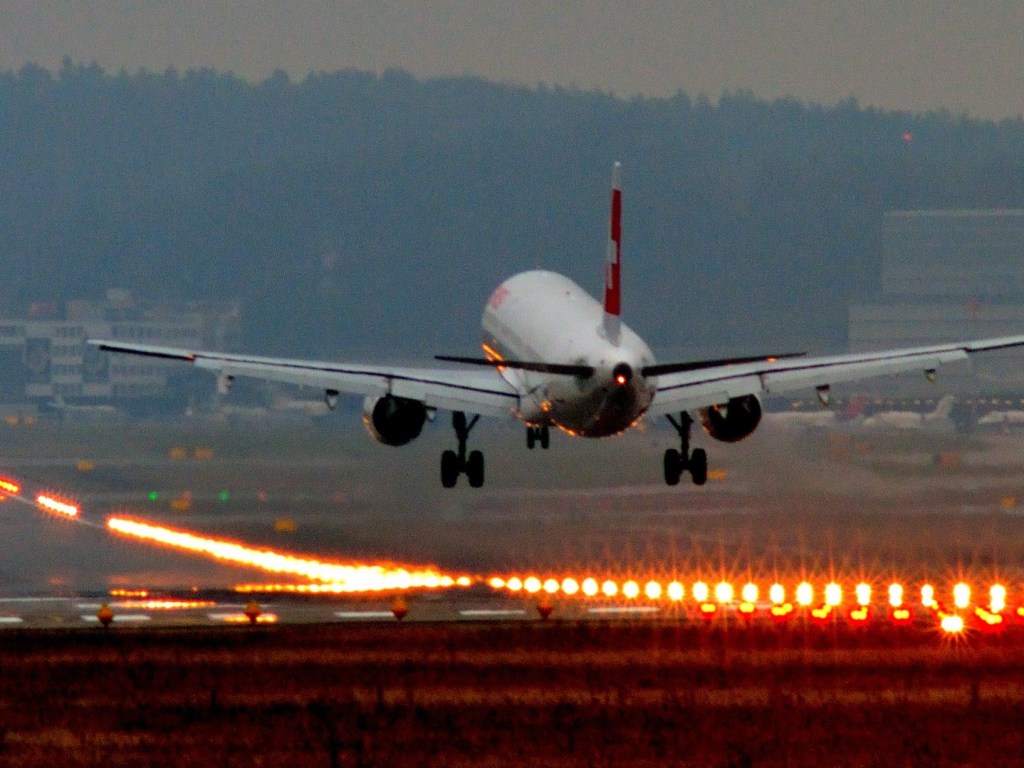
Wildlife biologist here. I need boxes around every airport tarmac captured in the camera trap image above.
[5,417,1024,612]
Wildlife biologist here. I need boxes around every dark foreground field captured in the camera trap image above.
[2,622,1023,767]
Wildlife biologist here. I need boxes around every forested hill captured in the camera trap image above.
[4,61,1024,358]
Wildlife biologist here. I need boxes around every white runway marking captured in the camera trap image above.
[81,614,152,623]
[334,610,397,619]
[587,606,660,616]
[458,609,527,617]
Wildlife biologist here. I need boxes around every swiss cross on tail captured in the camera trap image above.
[603,162,623,345]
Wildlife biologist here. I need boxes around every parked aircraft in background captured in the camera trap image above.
[860,395,957,432]
[763,396,867,430]
[90,164,1024,488]
[977,408,1024,429]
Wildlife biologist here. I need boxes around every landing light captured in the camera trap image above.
[953,582,971,610]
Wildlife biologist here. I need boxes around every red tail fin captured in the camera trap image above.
[603,162,622,343]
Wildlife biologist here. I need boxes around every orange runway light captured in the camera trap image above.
[506,577,523,592]
[542,578,560,594]
[811,605,832,621]
[940,614,965,634]
[770,603,794,619]
[667,581,685,601]
[622,580,640,599]
[849,607,869,623]
[601,579,618,598]
[975,607,1004,628]
[488,576,506,590]
[523,577,542,594]
[769,583,786,605]
[106,517,461,592]
[0,479,20,494]
[582,578,599,597]
[699,602,717,617]
[738,601,756,617]
[561,578,579,596]
[37,494,79,518]
[891,608,912,623]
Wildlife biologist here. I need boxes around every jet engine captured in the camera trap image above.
[698,395,762,443]
[362,395,428,446]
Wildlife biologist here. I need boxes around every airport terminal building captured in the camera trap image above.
[0,291,238,408]
[849,209,1024,396]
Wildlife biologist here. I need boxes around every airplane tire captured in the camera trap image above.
[539,426,550,449]
[663,449,682,486]
[690,449,708,486]
[527,429,536,450]
[466,450,485,488]
[441,450,460,488]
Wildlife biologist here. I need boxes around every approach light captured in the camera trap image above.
[523,576,542,594]
[953,582,971,610]
[921,584,937,609]
[644,581,662,600]
[561,578,579,596]
[582,578,599,597]
[888,583,904,608]
[692,581,709,603]
[623,580,640,599]
[715,581,734,604]
[667,581,685,601]
[741,583,758,604]
[941,614,965,634]
[990,584,1007,613]
[602,580,618,598]
[824,582,842,607]
[769,583,785,605]
[855,582,871,607]
[795,582,813,607]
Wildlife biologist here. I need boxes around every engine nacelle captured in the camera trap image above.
[698,395,762,443]
[362,395,428,446]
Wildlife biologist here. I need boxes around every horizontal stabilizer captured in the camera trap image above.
[643,352,805,378]
[435,356,594,377]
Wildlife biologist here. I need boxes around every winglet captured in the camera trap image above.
[603,162,622,345]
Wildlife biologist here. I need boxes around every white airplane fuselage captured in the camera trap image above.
[482,269,656,437]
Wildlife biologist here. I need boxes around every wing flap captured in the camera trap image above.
[648,339,1024,415]
[89,340,520,418]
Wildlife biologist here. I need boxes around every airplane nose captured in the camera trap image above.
[612,362,633,387]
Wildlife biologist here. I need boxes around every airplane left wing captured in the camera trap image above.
[648,335,1024,415]
[87,341,520,417]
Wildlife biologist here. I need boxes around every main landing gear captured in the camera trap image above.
[441,411,484,488]
[526,425,550,450]
[663,412,707,486]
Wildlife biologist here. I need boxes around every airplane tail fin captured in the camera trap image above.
[602,162,622,345]
[931,394,956,419]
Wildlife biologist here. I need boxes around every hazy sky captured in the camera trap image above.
[3,1,1024,120]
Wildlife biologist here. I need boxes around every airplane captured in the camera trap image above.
[89,163,1024,488]
[860,395,957,432]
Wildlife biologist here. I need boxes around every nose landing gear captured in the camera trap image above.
[663,412,707,486]
[441,411,484,488]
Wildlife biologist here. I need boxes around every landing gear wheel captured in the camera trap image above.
[527,428,536,450]
[690,448,708,486]
[466,450,485,488]
[441,450,460,488]
[539,425,550,449]
[663,448,682,486]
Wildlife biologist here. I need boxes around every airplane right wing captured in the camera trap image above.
[88,340,520,418]
[648,336,1024,415]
